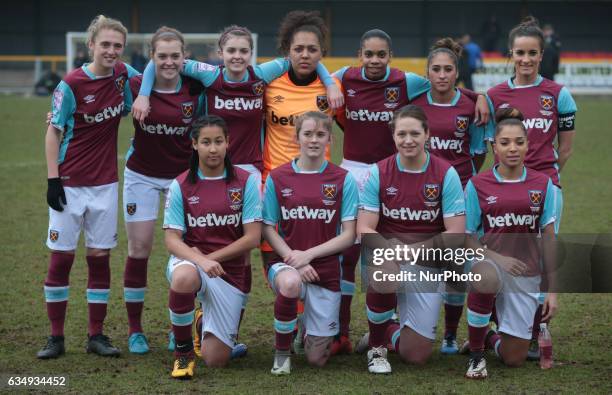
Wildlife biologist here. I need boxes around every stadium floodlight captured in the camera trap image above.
[66,32,258,72]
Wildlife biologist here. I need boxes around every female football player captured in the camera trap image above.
[135,24,341,184]
[411,37,493,354]
[120,26,206,354]
[262,111,358,375]
[357,105,465,373]
[38,15,140,359]
[331,30,488,354]
[486,16,575,355]
[463,108,558,379]
[164,115,261,379]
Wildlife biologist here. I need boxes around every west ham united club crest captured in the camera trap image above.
[126,203,137,216]
[423,183,440,206]
[316,95,329,112]
[114,76,126,92]
[228,187,243,211]
[455,116,469,133]
[539,95,554,111]
[252,81,265,96]
[49,229,59,242]
[385,87,400,103]
[322,184,337,200]
[181,102,194,118]
[528,190,543,206]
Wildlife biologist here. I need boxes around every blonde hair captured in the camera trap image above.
[86,15,128,48]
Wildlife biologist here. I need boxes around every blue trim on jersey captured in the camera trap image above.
[442,167,466,217]
[341,172,359,221]
[223,68,250,83]
[125,63,141,79]
[163,179,185,231]
[44,286,69,302]
[360,164,380,211]
[361,65,390,82]
[557,86,577,114]
[81,64,97,80]
[468,122,488,155]
[51,81,77,164]
[290,159,329,174]
[406,72,431,101]
[316,62,335,87]
[508,75,544,89]
[366,306,394,324]
[181,59,220,87]
[86,289,110,303]
[396,152,430,173]
[169,309,195,326]
[125,143,135,162]
[333,66,350,81]
[262,176,279,225]
[139,61,155,95]
[464,180,482,234]
[492,165,527,183]
[426,88,461,106]
[252,58,288,84]
[484,95,496,141]
[243,173,263,223]
[541,179,557,229]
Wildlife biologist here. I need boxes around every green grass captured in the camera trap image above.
[0,96,610,394]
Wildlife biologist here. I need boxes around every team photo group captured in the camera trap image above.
[39,9,576,382]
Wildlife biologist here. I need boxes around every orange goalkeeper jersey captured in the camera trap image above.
[263,72,339,180]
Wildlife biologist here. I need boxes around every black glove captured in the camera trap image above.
[47,177,67,211]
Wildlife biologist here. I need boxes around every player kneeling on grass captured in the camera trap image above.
[463,108,558,379]
[163,115,262,379]
[262,112,359,375]
[357,105,466,374]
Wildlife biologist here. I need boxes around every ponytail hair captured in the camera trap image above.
[427,37,462,71]
[187,115,235,184]
[494,107,527,137]
[508,16,544,53]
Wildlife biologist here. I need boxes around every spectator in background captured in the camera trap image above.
[541,24,561,81]
[480,15,501,52]
[131,49,147,73]
[458,34,482,90]
[72,49,89,69]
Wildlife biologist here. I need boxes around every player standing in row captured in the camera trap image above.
[411,37,493,355]
[163,116,262,379]
[38,15,141,359]
[486,16,576,358]
[120,27,205,354]
[358,105,465,373]
[463,108,558,379]
[263,112,358,375]
[262,10,343,182]
[135,24,340,185]
[332,29,487,355]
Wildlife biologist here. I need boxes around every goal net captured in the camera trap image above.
[66,32,259,72]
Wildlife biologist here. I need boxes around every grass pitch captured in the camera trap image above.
[0,95,610,394]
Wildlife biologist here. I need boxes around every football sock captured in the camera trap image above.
[44,252,75,337]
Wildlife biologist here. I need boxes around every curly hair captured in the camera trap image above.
[276,10,328,56]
